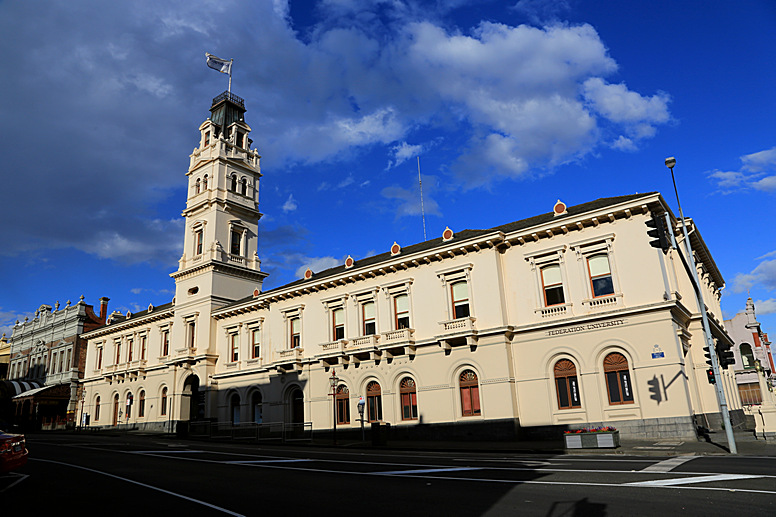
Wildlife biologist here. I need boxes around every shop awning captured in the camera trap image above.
[1,380,42,397]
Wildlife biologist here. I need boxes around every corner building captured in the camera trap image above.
[80,93,742,441]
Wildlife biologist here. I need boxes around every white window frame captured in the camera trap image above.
[570,234,621,304]
[436,264,474,321]
[281,304,305,350]
[382,279,414,330]
[321,295,349,342]
[525,246,570,311]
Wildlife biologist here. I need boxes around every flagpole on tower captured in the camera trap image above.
[228,59,233,93]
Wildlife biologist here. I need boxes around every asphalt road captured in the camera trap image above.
[2,433,774,516]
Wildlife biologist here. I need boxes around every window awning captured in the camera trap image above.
[0,380,42,397]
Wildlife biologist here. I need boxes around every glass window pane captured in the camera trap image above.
[452,281,468,301]
[606,372,621,403]
[542,265,561,285]
[291,318,299,333]
[395,294,408,312]
[333,308,344,325]
[556,377,570,408]
[620,371,634,401]
[363,302,374,319]
[592,276,614,297]
[588,255,611,277]
[545,286,565,306]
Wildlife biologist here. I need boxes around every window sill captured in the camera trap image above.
[535,303,573,319]
[582,293,622,311]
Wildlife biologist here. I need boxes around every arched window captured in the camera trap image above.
[138,390,146,418]
[240,178,247,195]
[554,359,581,409]
[161,387,168,416]
[336,385,350,425]
[587,254,614,297]
[231,174,237,192]
[366,381,382,422]
[195,178,201,194]
[451,281,470,319]
[740,343,755,369]
[203,174,208,190]
[541,264,565,306]
[400,377,418,420]
[230,393,241,425]
[126,392,133,419]
[604,352,634,405]
[459,370,481,416]
[94,396,101,422]
[251,392,263,424]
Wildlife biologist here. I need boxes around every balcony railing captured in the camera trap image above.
[439,317,476,334]
[347,335,379,351]
[582,294,621,311]
[536,303,572,319]
[381,328,415,345]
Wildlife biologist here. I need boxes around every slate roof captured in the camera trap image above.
[219,192,658,311]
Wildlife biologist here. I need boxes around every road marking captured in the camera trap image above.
[641,456,697,472]
[0,473,29,494]
[32,459,245,516]
[625,474,762,487]
[130,450,205,454]
[226,459,311,464]
[376,467,481,475]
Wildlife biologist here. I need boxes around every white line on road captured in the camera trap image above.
[641,456,697,472]
[130,450,206,454]
[376,467,481,475]
[32,459,245,516]
[0,473,29,494]
[225,459,311,464]
[625,474,762,487]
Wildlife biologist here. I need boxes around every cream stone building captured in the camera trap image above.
[79,92,743,440]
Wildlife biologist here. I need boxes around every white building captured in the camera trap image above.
[78,92,744,440]
[725,298,775,406]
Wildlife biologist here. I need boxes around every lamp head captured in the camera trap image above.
[665,156,676,169]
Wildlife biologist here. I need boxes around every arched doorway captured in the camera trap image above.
[251,391,263,424]
[230,393,241,425]
[180,375,203,422]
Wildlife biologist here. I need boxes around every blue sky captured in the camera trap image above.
[1,0,775,338]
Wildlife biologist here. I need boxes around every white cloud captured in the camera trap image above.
[282,194,298,212]
[387,141,423,169]
[732,257,776,293]
[295,256,342,277]
[381,175,441,218]
[754,298,776,315]
[708,146,776,193]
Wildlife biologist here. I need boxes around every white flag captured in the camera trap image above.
[206,53,232,75]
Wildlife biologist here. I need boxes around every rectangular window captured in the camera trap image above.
[290,317,301,348]
[451,281,470,319]
[251,329,261,359]
[587,254,615,298]
[127,339,133,362]
[362,302,376,335]
[336,395,350,425]
[66,349,71,371]
[231,229,242,255]
[188,321,196,348]
[333,308,345,340]
[230,334,239,362]
[395,294,410,329]
[115,342,121,364]
[401,392,418,420]
[606,371,634,404]
[162,330,170,356]
[204,131,210,146]
[556,376,581,409]
[97,347,103,369]
[541,265,565,306]
[195,230,203,255]
[140,336,147,360]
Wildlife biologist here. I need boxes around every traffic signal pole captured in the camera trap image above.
[666,159,737,454]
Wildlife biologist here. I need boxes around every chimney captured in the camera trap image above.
[99,297,110,321]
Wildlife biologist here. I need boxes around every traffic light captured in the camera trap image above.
[717,341,735,370]
[647,375,662,403]
[645,213,672,253]
[703,345,714,367]
[706,369,716,384]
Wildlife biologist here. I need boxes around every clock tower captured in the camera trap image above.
[169,91,267,362]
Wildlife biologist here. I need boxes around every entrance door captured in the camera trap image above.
[289,387,303,425]
[112,394,119,426]
[180,375,203,422]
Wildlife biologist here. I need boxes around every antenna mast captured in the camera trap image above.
[417,157,427,241]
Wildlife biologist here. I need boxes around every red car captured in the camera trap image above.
[0,430,28,473]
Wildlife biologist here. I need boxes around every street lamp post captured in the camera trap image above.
[665,156,737,454]
[329,369,339,446]
[357,396,366,442]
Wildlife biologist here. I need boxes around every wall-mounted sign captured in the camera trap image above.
[651,344,665,359]
[547,318,625,337]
